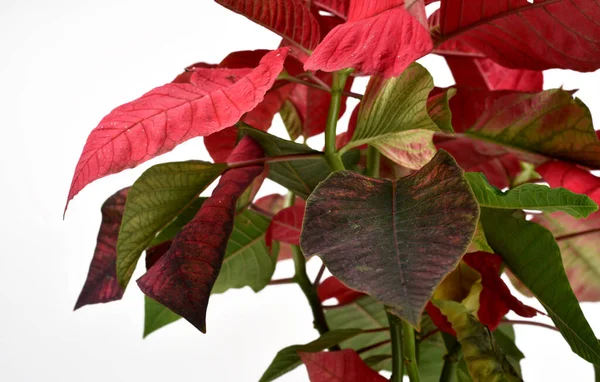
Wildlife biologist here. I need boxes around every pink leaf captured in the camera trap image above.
[74,188,128,309]
[314,0,349,19]
[215,0,321,52]
[265,203,306,248]
[299,349,387,382]
[67,48,288,208]
[318,276,365,306]
[136,137,264,333]
[305,0,432,77]
[438,0,600,72]
[537,161,600,205]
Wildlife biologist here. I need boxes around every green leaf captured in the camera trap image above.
[212,210,275,294]
[143,296,181,338]
[427,87,456,134]
[468,221,494,254]
[466,172,598,218]
[301,150,480,327]
[418,333,447,382]
[259,329,363,382]
[117,161,226,288]
[279,99,302,141]
[434,300,522,382]
[240,126,359,198]
[465,89,600,169]
[342,63,440,169]
[494,325,524,377]
[480,208,600,365]
[325,296,392,370]
[150,198,206,246]
[533,211,600,302]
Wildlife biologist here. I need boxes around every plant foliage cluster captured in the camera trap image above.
[68,1,600,380]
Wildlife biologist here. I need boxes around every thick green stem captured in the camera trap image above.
[291,245,332,338]
[439,338,461,382]
[595,364,600,382]
[366,145,380,178]
[387,312,405,382]
[324,71,350,172]
[402,320,421,382]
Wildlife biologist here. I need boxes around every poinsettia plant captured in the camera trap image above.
[68,0,600,381]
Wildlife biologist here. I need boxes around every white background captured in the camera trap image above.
[1,0,600,381]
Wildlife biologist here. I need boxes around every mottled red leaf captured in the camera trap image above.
[305,0,432,77]
[301,151,479,327]
[215,0,321,52]
[438,0,600,72]
[74,188,128,310]
[136,137,264,332]
[299,349,387,382]
[435,136,521,189]
[145,240,172,271]
[265,204,306,248]
[67,48,288,208]
[318,276,365,306]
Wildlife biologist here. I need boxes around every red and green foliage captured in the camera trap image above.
[69,1,600,380]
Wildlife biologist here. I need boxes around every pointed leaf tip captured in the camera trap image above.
[301,150,479,327]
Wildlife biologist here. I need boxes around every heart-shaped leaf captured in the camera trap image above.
[299,349,388,382]
[66,48,287,207]
[305,0,432,77]
[480,208,600,365]
[437,0,600,72]
[301,150,480,327]
[466,172,598,218]
[136,137,265,333]
[116,162,226,288]
[215,0,320,52]
[74,188,128,309]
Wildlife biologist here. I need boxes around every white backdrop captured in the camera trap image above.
[1,0,599,381]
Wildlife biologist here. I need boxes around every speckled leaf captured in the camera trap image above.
[299,349,388,382]
[480,209,600,365]
[301,150,479,327]
[116,162,226,288]
[212,210,275,294]
[136,137,264,333]
[143,296,181,338]
[215,0,321,52]
[74,188,128,309]
[466,172,598,218]
[240,126,359,198]
[259,329,364,382]
[465,90,600,169]
[434,300,522,382]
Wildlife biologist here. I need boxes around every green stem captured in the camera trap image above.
[439,341,461,382]
[366,145,380,178]
[291,245,333,339]
[324,71,350,172]
[594,364,600,382]
[402,320,421,382]
[387,312,404,382]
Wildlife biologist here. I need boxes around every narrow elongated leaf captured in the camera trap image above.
[305,0,432,77]
[116,162,226,288]
[434,300,522,382]
[74,188,128,309]
[466,172,598,219]
[438,0,600,72]
[465,89,600,169]
[136,138,264,333]
[67,49,287,207]
[299,349,387,382]
[143,296,181,338]
[212,210,275,294]
[301,151,479,327]
[480,209,600,365]
[240,126,359,198]
[259,329,363,382]
[215,0,320,51]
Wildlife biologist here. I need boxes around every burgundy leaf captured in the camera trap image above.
[305,0,432,77]
[145,240,172,271]
[215,0,321,52]
[136,137,264,332]
[318,276,365,306]
[438,0,600,72]
[74,188,128,310]
[299,349,387,382]
[66,48,287,208]
[314,0,349,19]
[265,203,306,248]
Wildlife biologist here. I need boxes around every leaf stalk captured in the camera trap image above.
[366,146,381,178]
[324,71,351,172]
